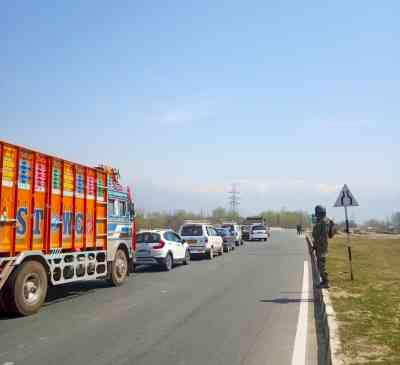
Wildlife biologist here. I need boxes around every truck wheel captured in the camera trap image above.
[6,260,48,316]
[109,249,128,286]
[0,290,7,314]
[164,253,173,271]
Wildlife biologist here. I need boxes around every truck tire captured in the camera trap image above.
[109,249,128,286]
[5,260,48,316]
[0,290,7,314]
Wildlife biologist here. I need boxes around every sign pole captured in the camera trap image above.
[334,184,358,281]
[344,206,354,281]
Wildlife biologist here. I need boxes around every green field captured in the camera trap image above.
[327,235,400,365]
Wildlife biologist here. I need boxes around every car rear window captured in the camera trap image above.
[216,229,228,236]
[252,225,265,231]
[181,225,203,236]
[222,224,234,231]
[136,232,161,243]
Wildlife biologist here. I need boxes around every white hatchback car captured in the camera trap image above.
[135,230,190,271]
[179,223,223,259]
[249,224,269,241]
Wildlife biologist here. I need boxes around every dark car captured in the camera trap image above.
[241,225,250,241]
[215,228,235,252]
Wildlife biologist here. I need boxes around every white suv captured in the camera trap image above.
[135,230,190,271]
[249,224,269,241]
[222,223,243,246]
[179,223,223,259]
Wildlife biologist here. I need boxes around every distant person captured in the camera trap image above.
[312,205,336,288]
[297,224,303,235]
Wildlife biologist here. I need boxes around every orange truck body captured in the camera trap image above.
[0,140,108,257]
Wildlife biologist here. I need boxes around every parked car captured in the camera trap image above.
[215,228,235,252]
[249,224,269,241]
[241,225,250,241]
[179,223,223,259]
[222,223,243,246]
[135,230,190,271]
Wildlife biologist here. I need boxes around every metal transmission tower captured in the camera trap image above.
[228,183,240,215]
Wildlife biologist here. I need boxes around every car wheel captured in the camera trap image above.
[207,248,214,260]
[109,249,129,286]
[183,250,191,265]
[219,247,223,256]
[164,253,173,271]
[5,260,48,316]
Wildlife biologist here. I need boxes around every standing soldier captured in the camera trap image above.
[312,205,335,288]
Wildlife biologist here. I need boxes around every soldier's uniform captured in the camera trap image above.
[312,217,329,284]
[312,205,335,287]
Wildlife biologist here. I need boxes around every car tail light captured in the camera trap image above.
[223,237,228,242]
[204,237,208,243]
[153,240,166,249]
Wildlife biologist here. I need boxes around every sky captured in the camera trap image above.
[1,1,399,222]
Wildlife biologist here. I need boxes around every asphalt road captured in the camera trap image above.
[0,229,317,365]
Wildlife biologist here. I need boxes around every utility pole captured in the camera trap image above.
[228,183,240,216]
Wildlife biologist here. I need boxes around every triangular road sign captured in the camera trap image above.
[334,184,359,207]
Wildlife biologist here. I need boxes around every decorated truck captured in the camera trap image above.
[0,141,136,316]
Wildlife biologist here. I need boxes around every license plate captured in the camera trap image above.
[187,240,197,244]
[136,250,150,257]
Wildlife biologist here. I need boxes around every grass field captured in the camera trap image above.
[327,235,400,365]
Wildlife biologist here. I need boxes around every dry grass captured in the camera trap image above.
[327,235,400,365]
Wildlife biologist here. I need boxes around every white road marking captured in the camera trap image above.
[291,261,309,365]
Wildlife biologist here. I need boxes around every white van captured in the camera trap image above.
[179,223,223,259]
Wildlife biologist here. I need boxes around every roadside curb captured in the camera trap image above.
[306,235,344,365]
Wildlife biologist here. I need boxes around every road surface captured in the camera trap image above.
[0,230,317,365]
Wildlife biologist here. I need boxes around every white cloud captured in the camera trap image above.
[139,176,340,197]
[314,183,340,194]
